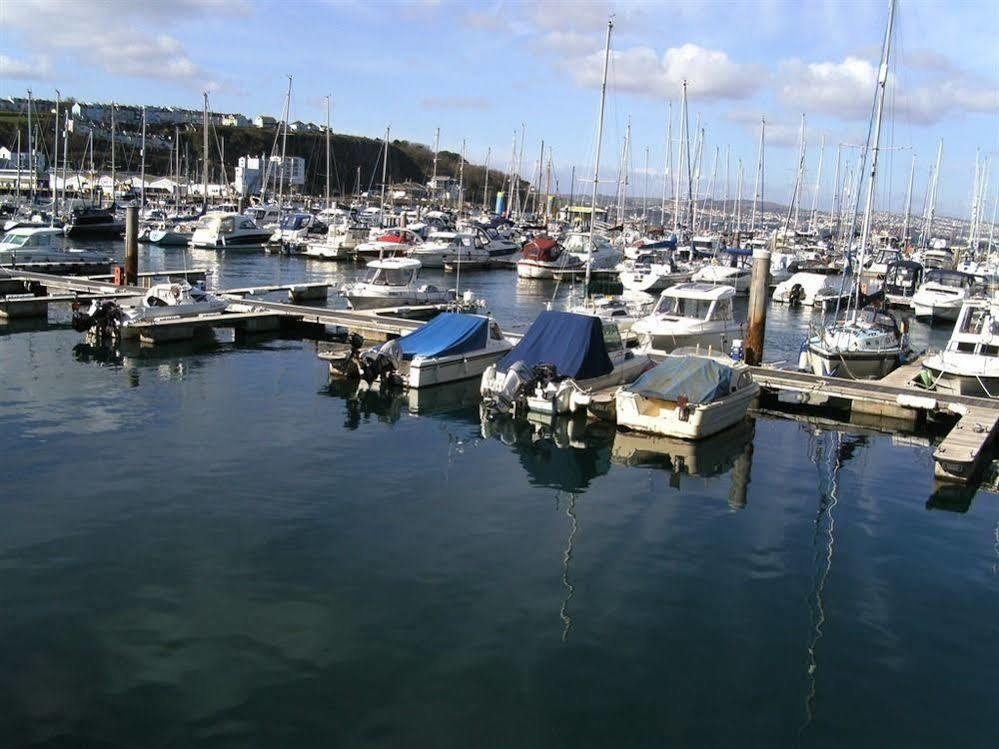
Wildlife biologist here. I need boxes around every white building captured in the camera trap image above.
[234,155,306,196]
[0,147,47,173]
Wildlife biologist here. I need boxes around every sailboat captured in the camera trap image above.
[802,0,908,380]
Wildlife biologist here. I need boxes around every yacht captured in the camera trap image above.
[189,212,272,249]
[911,269,979,322]
[341,257,456,310]
[243,204,282,230]
[882,259,924,309]
[619,249,693,293]
[63,206,124,238]
[615,351,759,440]
[326,313,514,389]
[801,306,907,379]
[772,272,852,310]
[561,231,620,270]
[409,231,491,269]
[304,221,369,260]
[566,292,656,335]
[0,226,111,266]
[920,299,999,397]
[270,213,327,245]
[148,220,196,246]
[354,228,423,259]
[631,283,737,358]
[478,226,520,257]
[691,251,752,294]
[516,236,583,279]
[480,310,650,416]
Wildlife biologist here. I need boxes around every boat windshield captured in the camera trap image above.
[857,307,898,331]
[958,306,993,335]
[0,233,30,247]
[370,267,414,286]
[281,215,310,230]
[657,295,714,320]
[196,215,216,229]
[926,269,971,287]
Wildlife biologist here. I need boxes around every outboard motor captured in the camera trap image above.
[71,299,125,344]
[360,338,404,387]
[788,283,805,307]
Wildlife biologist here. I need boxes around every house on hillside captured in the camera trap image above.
[254,115,277,128]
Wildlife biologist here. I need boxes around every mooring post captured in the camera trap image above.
[124,205,139,286]
[745,246,771,366]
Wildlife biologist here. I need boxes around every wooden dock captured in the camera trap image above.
[126,310,289,345]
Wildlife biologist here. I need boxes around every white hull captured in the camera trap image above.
[641,329,732,358]
[804,346,900,379]
[345,289,454,310]
[912,301,961,322]
[920,365,999,398]
[517,260,571,279]
[616,383,759,440]
[409,347,511,388]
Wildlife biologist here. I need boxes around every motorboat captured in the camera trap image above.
[865,247,903,278]
[516,236,583,279]
[801,305,907,379]
[270,212,327,245]
[72,280,228,341]
[619,249,693,293]
[243,204,282,230]
[148,220,196,246]
[615,351,759,440]
[911,269,980,322]
[326,313,514,389]
[920,299,999,397]
[478,226,520,257]
[561,231,620,269]
[631,283,738,358]
[409,231,491,269]
[691,250,752,294]
[189,212,273,249]
[341,257,456,310]
[304,221,369,260]
[772,272,852,310]
[63,206,124,238]
[882,259,924,308]
[768,251,797,286]
[354,228,423,259]
[480,311,651,416]
[0,226,111,266]
[566,292,656,335]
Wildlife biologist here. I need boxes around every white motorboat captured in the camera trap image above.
[772,272,852,310]
[691,251,752,294]
[566,292,656,335]
[148,221,195,246]
[801,306,907,379]
[341,257,456,310]
[243,204,282,230]
[561,231,620,270]
[619,250,693,293]
[0,226,111,266]
[478,226,520,257]
[270,212,327,245]
[615,351,759,440]
[882,259,924,308]
[480,311,651,416]
[304,222,369,260]
[409,231,491,269]
[911,269,979,322]
[631,283,737,358]
[354,228,423,259]
[72,280,228,341]
[920,299,999,397]
[516,236,583,279]
[327,313,514,389]
[189,212,272,249]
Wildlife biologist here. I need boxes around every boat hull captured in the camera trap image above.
[616,383,759,440]
[409,347,511,388]
[805,345,901,379]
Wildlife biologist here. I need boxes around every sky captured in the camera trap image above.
[1,0,996,218]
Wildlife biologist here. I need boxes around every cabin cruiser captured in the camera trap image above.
[480,311,651,416]
[920,299,999,397]
[304,221,369,260]
[243,205,282,230]
[0,226,111,266]
[270,213,327,246]
[631,283,737,358]
[148,219,196,246]
[189,212,273,249]
[801,306,907,379]
[882,259,924,308]
[354,228,423,259]
[72,280,228,341]
[341,257,457,310]
[865,247,903,278]
[911,269,979,322]
[561,231,620,269]
[63,206,124,238]
[768,251,797,286]
[326,313,514,389]
[409,231,491,269]
[691,251,752,294]
[915,247,954,271]
[772,272,852,310]
[516,236,583,279]
[619,249,692,293]
[478,226,520,257]
[616,351,759,440]
[567,292,656,335]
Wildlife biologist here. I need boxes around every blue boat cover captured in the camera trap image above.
[497,311,612,380]
[626,356,732,404]
[397,313,488,360]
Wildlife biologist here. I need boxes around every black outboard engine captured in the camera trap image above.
[359,338,404,388]
[71,299,125,343]
[788,283,805,307]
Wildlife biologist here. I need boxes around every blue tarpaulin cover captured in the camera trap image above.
[497,311,612,380]
[397,313,488,359]
[626,356,732,404]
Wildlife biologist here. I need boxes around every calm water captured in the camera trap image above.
[1,242,996,747]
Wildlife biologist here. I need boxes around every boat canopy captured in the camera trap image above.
[626,355,733,404]
[521,236,561,261]
[396,313,488,360]
[497,311,612,379]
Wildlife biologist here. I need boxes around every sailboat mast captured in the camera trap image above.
[809,135,824,233]
[26,90,34,201]
[140,105,146,213]
[110,101,115,206]
[923,139,943,248]
[15,129,21,204]
[661,100,672,228]
[278,76,291,208]
[379,125,390,221]
[585,18,613,295]
[735,158,744,234]
[794,114,806,230]
[482,146,491,210]
[674,84,687,233]
[325,94,332,210]
[831,146,842,238]
[52,90,59,223]
[457,138,466,215]
[751,117,764,232]
[642,146,650,225]
[901,153,915,245]
[202,93,209,212]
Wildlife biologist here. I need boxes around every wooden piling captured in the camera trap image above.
[124,206,139,286]
[744,247,771,366]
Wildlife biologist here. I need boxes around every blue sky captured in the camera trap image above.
[1,0,996,217]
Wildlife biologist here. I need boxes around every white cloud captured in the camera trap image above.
[420,96,491,111]
[572,43,762,101]
[779,55,998,125]
[543,30,601,57]
[0,54,53,81]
